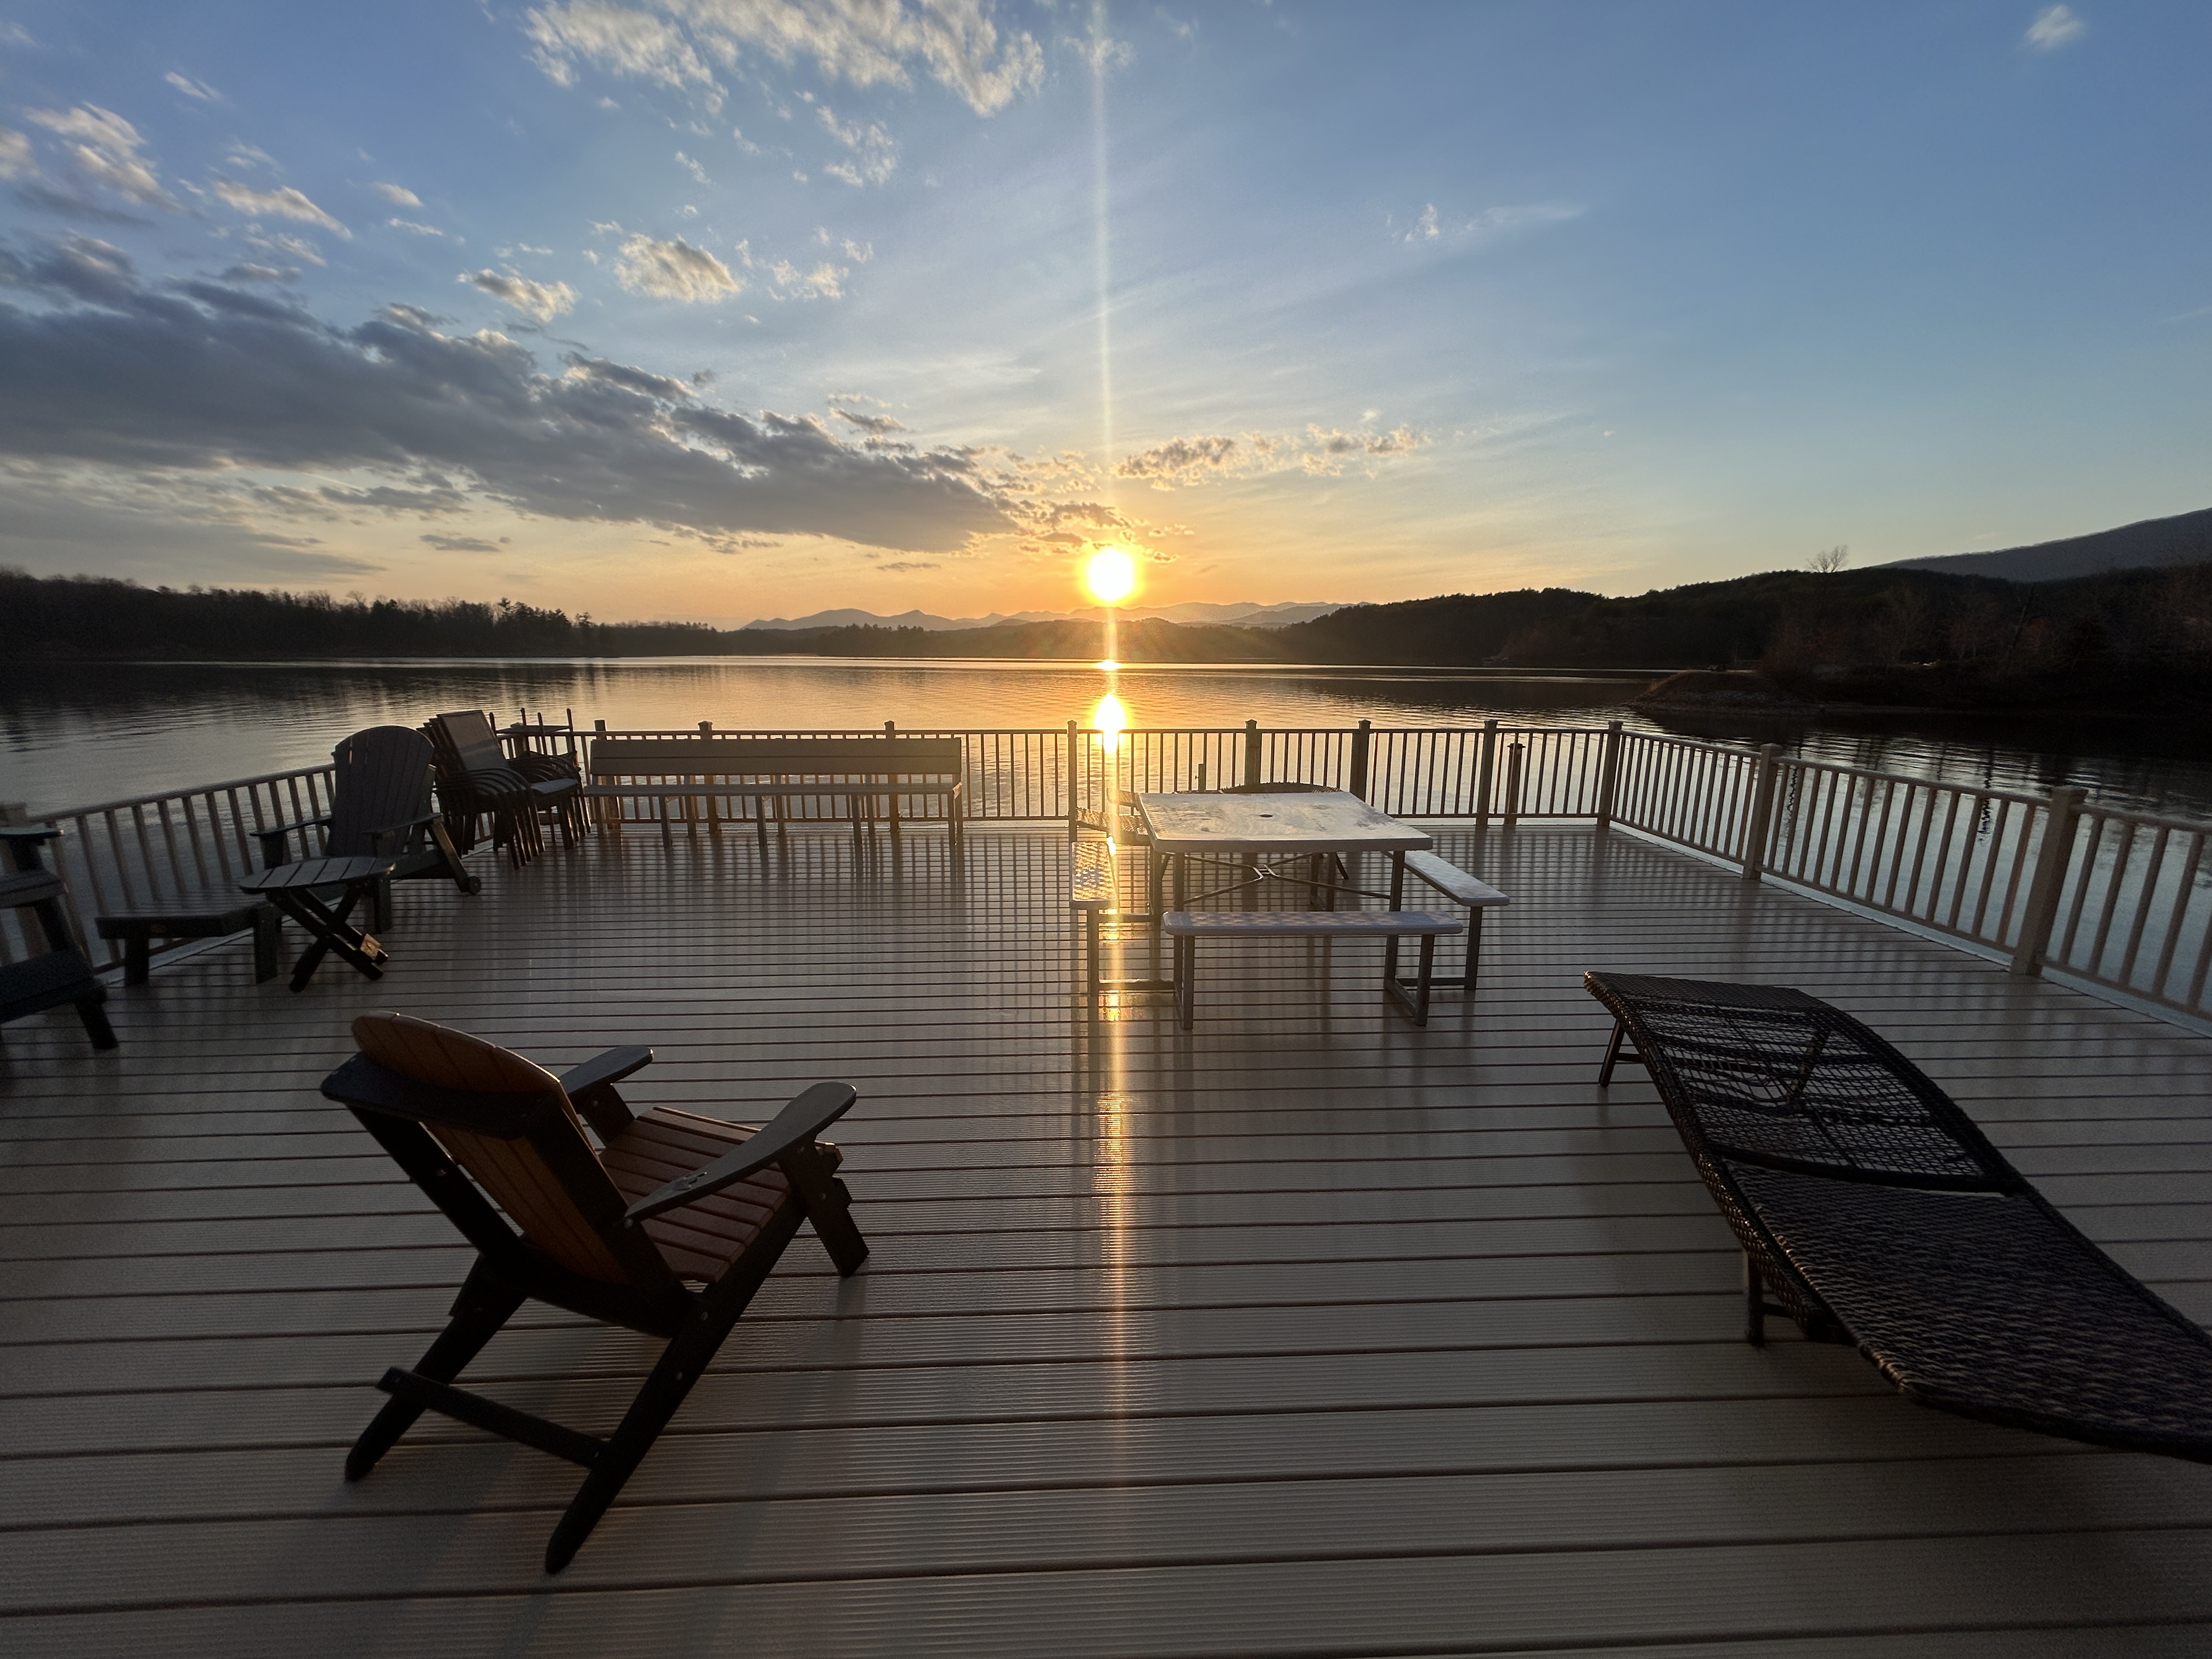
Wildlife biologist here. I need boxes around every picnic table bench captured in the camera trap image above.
[1585,970,2212,1462]
[585,735,966,852]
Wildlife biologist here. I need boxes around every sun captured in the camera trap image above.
[1085,546,1137,606]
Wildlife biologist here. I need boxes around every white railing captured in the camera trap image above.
[14,718,2210,1026]
[3,764,338,974]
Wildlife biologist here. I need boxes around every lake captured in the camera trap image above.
[5,656,2211,822]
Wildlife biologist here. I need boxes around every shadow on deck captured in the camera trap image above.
[3,823,2210,1656]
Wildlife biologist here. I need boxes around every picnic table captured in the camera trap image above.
[1133,791,1462,1027]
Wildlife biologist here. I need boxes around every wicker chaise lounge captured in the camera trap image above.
[1584,970,2212,1462]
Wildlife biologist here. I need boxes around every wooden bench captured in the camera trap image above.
[1396,849,1510,994]
[97,900,281,986]
[1165,907,1463,1030]
[585,736,965,852]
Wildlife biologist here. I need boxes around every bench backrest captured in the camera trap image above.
[588,735,964,778]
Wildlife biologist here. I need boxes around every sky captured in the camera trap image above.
[0,1,2207,626]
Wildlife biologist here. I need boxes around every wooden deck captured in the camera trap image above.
[4,822,2211,1657]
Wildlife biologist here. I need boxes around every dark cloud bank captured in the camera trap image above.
[0,235,1010,552]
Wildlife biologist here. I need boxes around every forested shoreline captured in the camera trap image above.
[7,562,2210,712]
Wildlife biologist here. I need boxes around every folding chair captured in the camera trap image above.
[320,1012,868,1571]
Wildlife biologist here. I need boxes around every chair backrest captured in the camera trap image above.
[430,710,510,773]
[326,727,435,857]
[351,1012,647,1284]
[588,735,963,779]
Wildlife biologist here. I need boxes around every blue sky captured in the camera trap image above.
[0,2,2205,623]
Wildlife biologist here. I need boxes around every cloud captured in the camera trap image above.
[0,128,31,180]
[878,560,938,572]
[25,105,177,208]
[221,262,300,284]
[211,177,351,236]
[459,266,578,320]
[675,149,711,184]
[769,258,844,300]
[388,217,454,239]
[524,0,1043,117]
[0,234,1012,552]
[834,407,905,434]
[525,1,719,95]
[246,230,327,266]
[1402,199,1583,248]
[817,105,897,185]
[421,532,501,551]
[2024,5,2086,50]
[615,232,740,301]
[371,181,422,206]
[1117,424,1424,487]
[165,71,223,102]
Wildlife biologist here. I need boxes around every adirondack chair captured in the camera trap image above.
[425,710,582,866]
[255,726,479,930]
[319,1012,869,1571]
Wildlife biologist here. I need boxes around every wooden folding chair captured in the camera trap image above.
[319,1012,868,1572]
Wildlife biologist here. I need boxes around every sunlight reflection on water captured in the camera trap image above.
[4,654,2210,820]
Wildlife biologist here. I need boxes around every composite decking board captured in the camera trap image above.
[2,824,2209,1652]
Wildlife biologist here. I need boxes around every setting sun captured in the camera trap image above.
[1085,547,1137,606]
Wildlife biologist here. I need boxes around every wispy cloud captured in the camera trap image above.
[675,149,711,184]
[523,0,1043,117]
[25,105,177,208]
[212,177,351,236]
[2024,6,2086,51]
[421,532,502,551]
[371,180,422,207]
[388,217,455,239]
[0,127,32,180]
[165,70,223,103]
[1118,423,1424,487]
[616,232,741,301]
[459,266,578,320]
[1401,200,1583,248]
[817,105,897,185]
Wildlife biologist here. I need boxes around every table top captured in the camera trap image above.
[240,855,396,893]
[1136,791,1432,855]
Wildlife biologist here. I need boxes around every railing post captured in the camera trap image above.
[1594,720,1623,830]
[698,720,712,734]
[2012,786,2085,978]
[1474,719,1499,825]
[594,719,606,732]
[1349,719,1372,800]
[1243,719,1262,789]
[1066,720,1080,840]
[1740,743,1782,882]
[1503,743,1525,824]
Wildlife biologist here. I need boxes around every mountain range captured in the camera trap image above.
[741,600,1341,631]
[1877,506,2212,582]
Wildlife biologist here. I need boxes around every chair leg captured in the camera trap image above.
[1743,1252,1767,1347]
[544,1204,808,1573]
[251,905,283,984]
[347,1265,526,1480]
[75,989,118,1050]
[1598,1019,1629,1086]
[123,930,151,987]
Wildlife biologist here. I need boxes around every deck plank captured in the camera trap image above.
[2,822,2209,1657]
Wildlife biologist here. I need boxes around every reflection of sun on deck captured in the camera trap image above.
[6,821,2212,1653]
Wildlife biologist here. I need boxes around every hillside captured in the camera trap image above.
[1878,505,2212,583]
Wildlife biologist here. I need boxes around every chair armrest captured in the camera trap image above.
[358,812,437,854]
[256,814,334,865]
[622,1081,857,1224]
[0,825,60,874]
[558,1045,654,1098]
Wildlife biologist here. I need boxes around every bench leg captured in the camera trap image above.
[1175,935,1195,1031]
[122,929,151,987]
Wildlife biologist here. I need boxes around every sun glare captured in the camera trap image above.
[1085,546,1137,606]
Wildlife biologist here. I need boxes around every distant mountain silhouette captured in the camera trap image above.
[1878,506,2212,582]
[742,600,1341,631]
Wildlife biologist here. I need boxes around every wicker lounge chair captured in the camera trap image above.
[320,1012,869,1570]
[1584,971,2212,1462]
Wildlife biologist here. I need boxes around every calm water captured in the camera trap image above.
[5,657,2211,822]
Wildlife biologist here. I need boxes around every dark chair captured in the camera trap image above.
[1585,970,2212,1462]
[256,726,479,930]
[426,710,582,866]
[0,828,115,1050]
[320,1012,869,1571]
